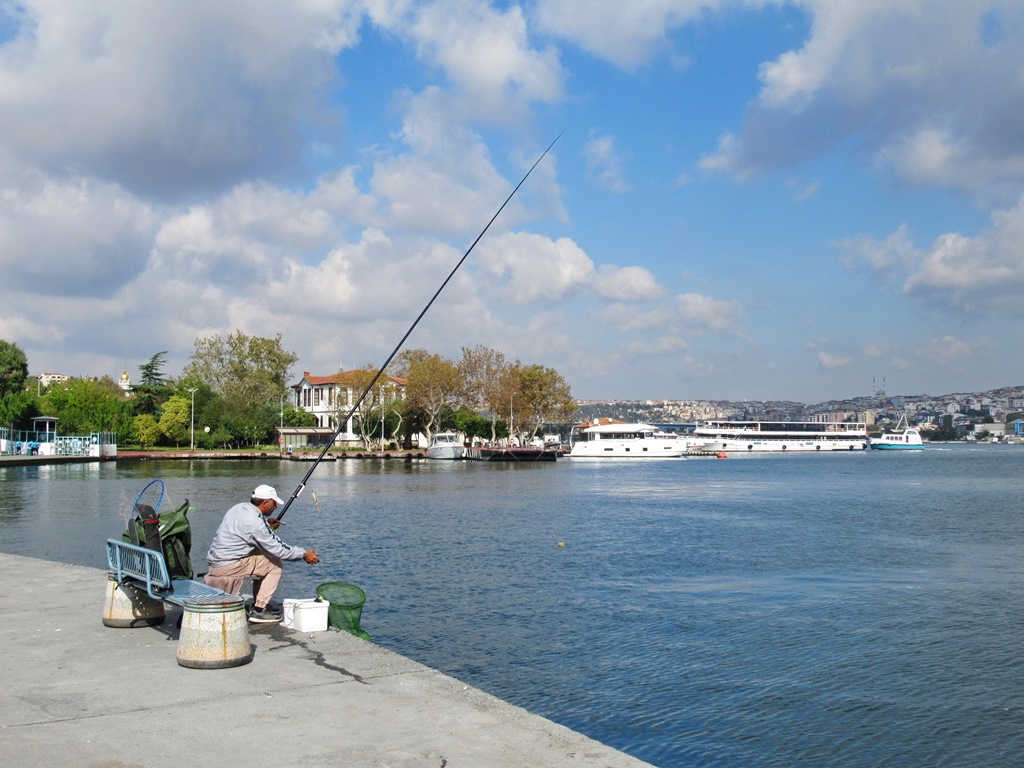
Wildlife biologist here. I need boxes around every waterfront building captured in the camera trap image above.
[291,370,407,447]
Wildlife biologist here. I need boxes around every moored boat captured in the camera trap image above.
[567,422,689,458]
[869,415,926,450]
[692,420,868,453]
[427,432,465,460]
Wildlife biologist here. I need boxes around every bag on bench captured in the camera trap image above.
[123,498,195,580]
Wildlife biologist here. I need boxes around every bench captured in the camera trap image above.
[105,538,254,668]
[105,538,245,608]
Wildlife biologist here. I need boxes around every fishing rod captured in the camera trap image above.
[275,131,563,521]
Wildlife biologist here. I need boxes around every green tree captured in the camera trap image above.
[0,340,29,399]
[183,331,298,422]
[394,350,462,443]
[515,364,575,440]
[113,399,138,446]
[133,351,173,416]
[134,414,161,448]
[245,401,282,447]
[459,345,510,442]
[283,404,316,427]
[158,396,191,447]
[195,390,227,440]
[0,340,32,428]
[0,390,33,429]
[383,393,406,448]
[208,426,234,449]
[42,377,130,435]
[451,407,491,443]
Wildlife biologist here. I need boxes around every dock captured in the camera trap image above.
[0,552,652,768]
[465,447,559,462]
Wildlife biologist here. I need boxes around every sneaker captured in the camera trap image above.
[248,605,282,624]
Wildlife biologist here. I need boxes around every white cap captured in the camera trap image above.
[253,484,284,505]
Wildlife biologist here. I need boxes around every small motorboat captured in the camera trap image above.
[427,432,465,460]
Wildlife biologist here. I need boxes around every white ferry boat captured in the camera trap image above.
[692,420,868,453]
[568,422,690,458]
[869,415,925,451]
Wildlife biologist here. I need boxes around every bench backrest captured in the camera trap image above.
[106,538,172,600]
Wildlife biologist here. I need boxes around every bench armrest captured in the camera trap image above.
[106,538,172,601]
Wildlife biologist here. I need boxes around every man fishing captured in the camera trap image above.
[205,484,320,624]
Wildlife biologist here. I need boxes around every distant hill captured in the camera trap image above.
[574,384,1024,425]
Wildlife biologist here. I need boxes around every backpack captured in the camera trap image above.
[123,498,195,580]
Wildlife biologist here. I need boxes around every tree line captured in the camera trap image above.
[0,336,575,450]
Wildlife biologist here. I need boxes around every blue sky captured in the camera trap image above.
[1,1,1022,403]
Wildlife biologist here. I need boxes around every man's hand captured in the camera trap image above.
[304,549,320,564]
[268,518,284,530]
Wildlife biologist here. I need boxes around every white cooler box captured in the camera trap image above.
[281,598,329,632]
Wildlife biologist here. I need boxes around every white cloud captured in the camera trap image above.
[369,89,566,235]
[0,165,157,296]
[0,0,362,198]
[862,343,884,357]
[756,1,885,108]
[410,0,563,109]
[476,232,594,303]
[148,174,371,288]
[532,0,734,69]
[841,194,1024,315]
[625,335,688,356]
[593,265,663,301]
[837,224,917,283]
[786,176,819,202]
[817,351,852,370]
[371,101,509,233]
[701,1,1024,200]
[675,292,745,334]
[584,133,630,193]
[597,303,673,332]
[697,132,748,179]
[921,335,975,364]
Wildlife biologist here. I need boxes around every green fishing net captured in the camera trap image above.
[316,582,370,640]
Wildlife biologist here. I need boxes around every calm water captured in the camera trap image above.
[2,446,1023,767]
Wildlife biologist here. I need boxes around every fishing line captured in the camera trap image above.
[276,132,563,521]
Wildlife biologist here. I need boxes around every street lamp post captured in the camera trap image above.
[187,388,197,451]
[280,393,284,455]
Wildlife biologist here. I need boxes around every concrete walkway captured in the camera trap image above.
[0,553,655,768]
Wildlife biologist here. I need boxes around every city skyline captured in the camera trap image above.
[2,3,1023,403]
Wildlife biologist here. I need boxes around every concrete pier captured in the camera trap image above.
[0,553,655,768]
